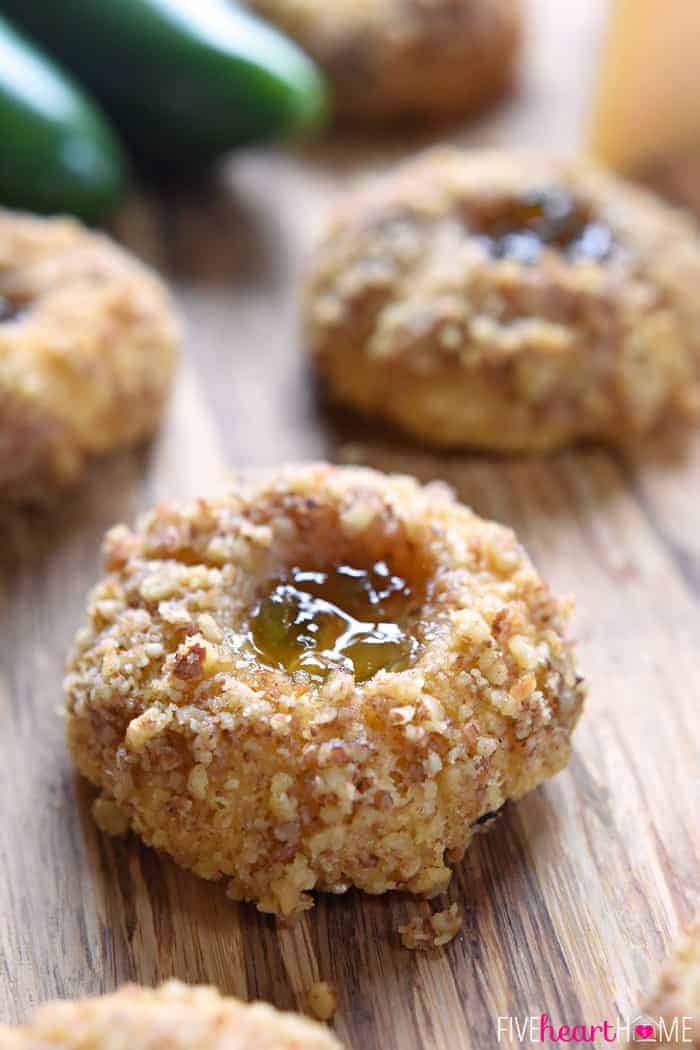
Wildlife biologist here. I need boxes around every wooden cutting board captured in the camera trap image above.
[1,1,698,1047]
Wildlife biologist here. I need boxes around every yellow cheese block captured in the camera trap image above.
[588,0,700,173]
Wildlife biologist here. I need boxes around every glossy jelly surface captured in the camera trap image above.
[477,188,615,265]
[249,561,419,682]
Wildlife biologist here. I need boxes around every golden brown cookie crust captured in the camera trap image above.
[64,463,584,918]
[305,149,700,452]
[247,0,521,124]
[638,917,700,1047]
[0,981,342,1049]
[0,210,179,503]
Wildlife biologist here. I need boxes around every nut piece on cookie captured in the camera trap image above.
[0,981,342,1049]
[246,0,521,125]
[64,463,584,918]
[0,209,179,503]
[633,916,699,1047]
[305,149,700,452]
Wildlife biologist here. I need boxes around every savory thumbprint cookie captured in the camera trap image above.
[0,210,179,503]
[246,0,521,125]
[305,149,700,451]
[0,981,341,1049]
[64,463,584,917]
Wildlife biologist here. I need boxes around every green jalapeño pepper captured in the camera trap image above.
[0,15,126,222]
[1,0,329,169]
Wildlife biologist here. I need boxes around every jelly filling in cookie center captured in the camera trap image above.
[249,562,418,682]
[477,188,615,265]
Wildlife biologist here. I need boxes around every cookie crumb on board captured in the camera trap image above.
[307,981,337,1022]
[92,796,130,837]
[398,903,464,950]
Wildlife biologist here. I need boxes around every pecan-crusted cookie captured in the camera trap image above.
[246,0,521,124]
[635,917,699,1047]
[0,981,342,1049]
[64,463,584,918]
[0,210,179,503]
[305,149,700,451]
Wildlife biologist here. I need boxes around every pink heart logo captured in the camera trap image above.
[635,1024,655,1040]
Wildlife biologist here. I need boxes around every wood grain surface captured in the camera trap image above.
[1,1,698,1047]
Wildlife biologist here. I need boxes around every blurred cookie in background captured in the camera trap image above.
[246,0,521,126]
[305,148,700,452]
[0,210,179,505]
